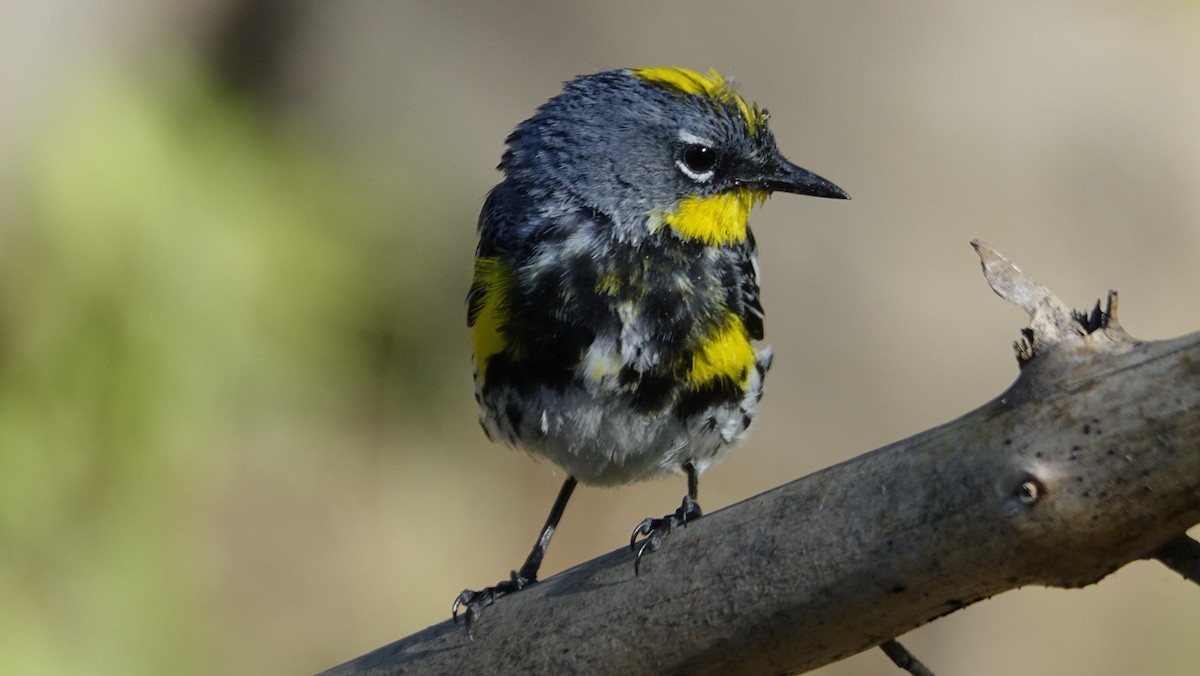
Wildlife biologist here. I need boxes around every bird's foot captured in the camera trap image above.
[630,495,702,575]
[452,571,534,635]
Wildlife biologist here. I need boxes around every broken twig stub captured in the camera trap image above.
[972,239,1133,366]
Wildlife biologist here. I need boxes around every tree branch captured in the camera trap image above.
[322,241,1200,675]
[1154,534,1200,585]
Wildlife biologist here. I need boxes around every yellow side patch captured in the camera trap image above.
[686,314,756,388]
[469,257,515,382]
[662,189,767,246]
[630,66,765,135]
[595,271,622,297]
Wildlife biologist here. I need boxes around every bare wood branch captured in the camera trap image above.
[880,639,936,676]
[321,242,1200,676]
[1154,534,1200,585]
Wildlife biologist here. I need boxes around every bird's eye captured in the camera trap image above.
[683,144,716,172]
[678,144,717,181]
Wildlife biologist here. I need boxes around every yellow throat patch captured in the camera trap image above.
[661,189,767,246]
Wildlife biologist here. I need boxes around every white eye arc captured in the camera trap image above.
[676,130,717,183]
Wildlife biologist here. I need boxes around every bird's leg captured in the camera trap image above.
[452,476,577,633]
[630,461,703,575]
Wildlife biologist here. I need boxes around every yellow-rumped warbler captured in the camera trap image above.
[454,66,847,627]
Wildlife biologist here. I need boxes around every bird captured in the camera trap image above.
[454,66,847,629]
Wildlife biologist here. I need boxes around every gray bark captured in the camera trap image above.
[321,241,1200,675]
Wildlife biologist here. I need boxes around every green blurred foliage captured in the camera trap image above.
[0,59,460,675]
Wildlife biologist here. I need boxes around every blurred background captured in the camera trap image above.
[1,1,1197,674]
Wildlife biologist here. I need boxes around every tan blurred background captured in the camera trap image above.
[1,1,1197,674]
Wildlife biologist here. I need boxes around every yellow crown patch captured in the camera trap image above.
[631,66,766,136]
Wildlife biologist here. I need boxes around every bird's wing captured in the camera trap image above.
[735,228,765,341]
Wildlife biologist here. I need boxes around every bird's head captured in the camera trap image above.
[501,66,848,245]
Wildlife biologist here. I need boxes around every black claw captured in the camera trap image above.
[629,517,656,552]
[630,496,703,575]
[451,571,532,635]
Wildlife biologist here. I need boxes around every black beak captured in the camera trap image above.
[743,157,849,199]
